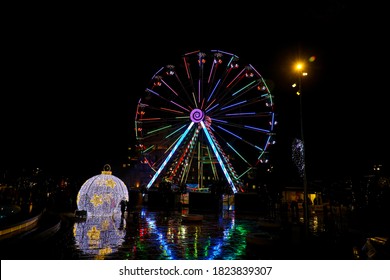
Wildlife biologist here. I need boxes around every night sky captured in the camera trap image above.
[2,2,389,181]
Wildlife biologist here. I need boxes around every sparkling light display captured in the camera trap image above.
[76,165,129,216]
[292,138,305,177]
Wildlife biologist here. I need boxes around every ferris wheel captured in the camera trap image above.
[135,50,276,193]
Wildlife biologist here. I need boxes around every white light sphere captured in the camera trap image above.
[76,165,129,216]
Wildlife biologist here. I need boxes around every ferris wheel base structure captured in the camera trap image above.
[146,120,239,193]
[135,49,277,194]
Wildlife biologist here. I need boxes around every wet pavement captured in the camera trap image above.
[1,208,266,260]
[0,206,370,260]
[110,210,257,260]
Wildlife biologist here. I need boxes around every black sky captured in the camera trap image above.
[2,2,389,180]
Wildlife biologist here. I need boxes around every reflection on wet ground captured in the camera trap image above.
[1,206,360,260]
[73,209,261,260]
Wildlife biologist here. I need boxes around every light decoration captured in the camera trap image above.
[76,164,129,216]
[292,138,305,177]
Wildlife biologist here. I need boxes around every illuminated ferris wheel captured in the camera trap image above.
[134,50,276,193]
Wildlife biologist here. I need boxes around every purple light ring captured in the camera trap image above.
[190,109,204,123]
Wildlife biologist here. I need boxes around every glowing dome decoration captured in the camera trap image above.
[76,164,129,216]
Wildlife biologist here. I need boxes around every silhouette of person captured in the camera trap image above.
[120,200,127,217]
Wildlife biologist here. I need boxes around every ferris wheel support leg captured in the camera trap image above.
[200,121,238,194]
[146,122,195,190]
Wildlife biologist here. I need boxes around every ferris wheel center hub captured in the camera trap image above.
[190,109,204,123]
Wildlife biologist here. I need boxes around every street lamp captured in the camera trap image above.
[294,62,309,236]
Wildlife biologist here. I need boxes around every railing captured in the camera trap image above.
[0,211,42,240]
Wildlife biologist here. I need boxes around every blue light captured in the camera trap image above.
[200,121,237,193]
[146,122,195,189]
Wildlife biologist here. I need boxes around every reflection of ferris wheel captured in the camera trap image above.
[135,50,276,193]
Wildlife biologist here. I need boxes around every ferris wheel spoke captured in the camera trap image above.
[145,89,191,113]
[213,119,271,134]
[209,125,265,165]
[141,124,190,162]
[163,74,197,110]
[206,83,269,116]
[204,127,243,185]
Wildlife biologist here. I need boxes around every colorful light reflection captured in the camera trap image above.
[118,210,253,260]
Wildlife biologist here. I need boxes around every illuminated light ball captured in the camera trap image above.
[308,56,316,62]
[76,166,129,216]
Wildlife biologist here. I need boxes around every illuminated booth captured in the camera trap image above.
[76,165,129,216]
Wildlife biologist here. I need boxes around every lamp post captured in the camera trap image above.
[295,62,309,237]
